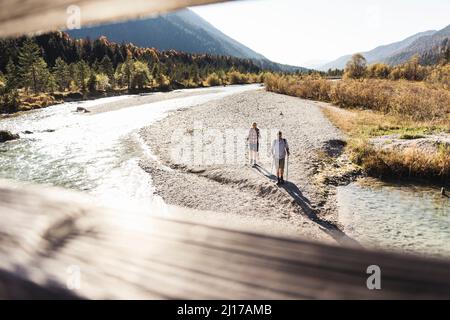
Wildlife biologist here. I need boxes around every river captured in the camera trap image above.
[0,85,259,211]
[337,178,449,257]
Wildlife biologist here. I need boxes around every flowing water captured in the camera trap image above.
[337,179,450,257]
[0,85,260,211]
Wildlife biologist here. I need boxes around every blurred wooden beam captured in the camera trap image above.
[1,179,450,299]
[0,0,227,38]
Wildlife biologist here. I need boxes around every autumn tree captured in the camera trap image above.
[131,60,151,89]
[403,55,425,81]
[344,53,367,79]
[95,73,110,91]
[390,55,426,81]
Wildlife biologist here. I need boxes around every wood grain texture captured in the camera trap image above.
[1,179,450,299]
[0,0,225,38]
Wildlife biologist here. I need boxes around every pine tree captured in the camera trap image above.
[120,56,134,90]
[99,55,115,87]
[68,63,79,91]
[151,63,160,79]
[0,86,19,113]
[92,59,101,73]
[114,63,124,88]
[191,64,200,85]
[18,38,50,93]
[45,72,57,93]
[53,57,71,91]
[88,72,97,92]
[5,58,19,89]
[76,60,90,92]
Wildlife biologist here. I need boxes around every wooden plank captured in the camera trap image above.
[1,179,450,299]
[0,0,226,38]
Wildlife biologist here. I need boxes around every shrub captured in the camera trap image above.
[366,63,391,79]
[156,74,170,91]
[0,88,19,113]
[205,72,222,86]
[426,63,450,89]
[95,73,111,91]
[348,139,449,181]
[265,74,450,123]
[227,71,250,84]
[0,73,5,89]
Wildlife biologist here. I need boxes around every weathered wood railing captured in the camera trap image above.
[0,0,225,38]
[1,180,450,299]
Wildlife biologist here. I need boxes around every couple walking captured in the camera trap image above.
[247,123,290,185]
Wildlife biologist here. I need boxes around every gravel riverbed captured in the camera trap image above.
[140,88,360,245]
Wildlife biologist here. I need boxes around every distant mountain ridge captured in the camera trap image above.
[319,25,450,70]
[386,25,450,65]
[67,9,307,73]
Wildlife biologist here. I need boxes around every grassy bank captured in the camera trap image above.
[265,74,450,183]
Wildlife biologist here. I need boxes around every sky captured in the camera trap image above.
[191,0,450,67]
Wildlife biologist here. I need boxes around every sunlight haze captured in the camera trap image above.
[191,0,450,67]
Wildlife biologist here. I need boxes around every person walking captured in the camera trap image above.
[272,131,290,185]
[247,122,260,167]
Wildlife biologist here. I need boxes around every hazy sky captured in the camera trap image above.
[191,0,450,67]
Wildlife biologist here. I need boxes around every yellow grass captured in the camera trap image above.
[265,74,450,124]
[323,107,449,182]
[265,74,450,182]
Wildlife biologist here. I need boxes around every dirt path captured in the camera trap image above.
[140,89,360,245]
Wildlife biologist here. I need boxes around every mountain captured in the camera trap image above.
[319,25,449,70]
[66,9,307,73]
[386,25,450,65]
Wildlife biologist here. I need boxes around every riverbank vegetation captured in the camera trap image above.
[0,32,264,114]
[265,53,450,183]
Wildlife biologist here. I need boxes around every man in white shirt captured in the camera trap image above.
[272,131,290,185]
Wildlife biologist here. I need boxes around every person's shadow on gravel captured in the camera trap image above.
[253,164,360,247]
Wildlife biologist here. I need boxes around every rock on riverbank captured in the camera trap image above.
[0,130,19,142]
